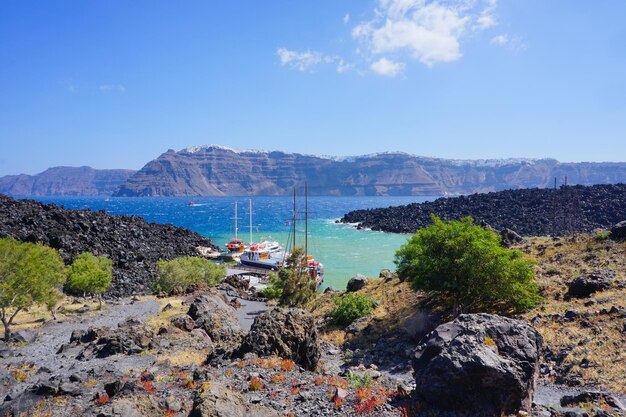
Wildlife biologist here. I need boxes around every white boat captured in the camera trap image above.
[238,200,285,270]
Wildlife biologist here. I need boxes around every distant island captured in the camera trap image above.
[0,166,135,196]
[2,145,626,197]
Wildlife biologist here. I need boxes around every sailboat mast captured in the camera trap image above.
[249,199,253,245]
[305,182,308,260]
[234,202,238,240]
[293,187,297,250]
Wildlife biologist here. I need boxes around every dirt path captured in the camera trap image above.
[3,298,160,374]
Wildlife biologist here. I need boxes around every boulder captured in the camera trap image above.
[243,307,321,371]
[188,293,244,347]
[500,228,523,247]
[412,313,542,415]
[73,318,155,359]
[189,382,280,417]
[0,340,12,358]
[346,274,368,292]
[561,391,626,413]
[11,329,36,344]
[170,314,196,332]
[610,220,626,240]
[567,270,614,298]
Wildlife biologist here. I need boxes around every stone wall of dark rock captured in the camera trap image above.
[340,183,626,236]
[0,194,217,297]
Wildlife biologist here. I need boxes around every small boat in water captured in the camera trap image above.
[239,247,283,271]
[237,200,285,270]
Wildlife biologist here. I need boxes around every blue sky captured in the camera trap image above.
[1,0,625,176]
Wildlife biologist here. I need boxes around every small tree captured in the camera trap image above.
[280,248,316,307]
[0,237,66,341]
[155,256,225,294]
[395,215,540,314]
[66,252,113,308]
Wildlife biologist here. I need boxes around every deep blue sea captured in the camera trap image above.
[33,196,434,290]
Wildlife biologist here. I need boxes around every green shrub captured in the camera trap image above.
[261,272,284,299]
[395,215,540,314]
[330,292,375,326]
[155,256,225,293]
[66,253,113,303]
[594,230,611,241]
[346,371,372,389]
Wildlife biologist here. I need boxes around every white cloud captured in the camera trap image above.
[277,48,353,73]
[343,13,350,25]
[490,34,527,51]
[336,59,354,73]
[371,57,405,77]
[354,0,500,68]
[490,34,508,46]
[277,48,323,71]
[475,0,497,29]
[99,84,125,93]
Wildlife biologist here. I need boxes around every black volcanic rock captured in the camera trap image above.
[113,145,626,197]
[0,194,216,297]
[341,183,626,236]
[0,166,135,196]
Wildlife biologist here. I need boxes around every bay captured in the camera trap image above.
[34,196,434,289]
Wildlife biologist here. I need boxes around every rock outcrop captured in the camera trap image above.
[346,274,368,292]
[0,194,216,297]
[113,145,626,197]
[610,220,626,240]
[242,308,321,371]
[0,166,135,196]
[567,270,615,298]
[412,313,542,415]
[189,382,280,417]
[187,293,244,348]
[341,183,626,236]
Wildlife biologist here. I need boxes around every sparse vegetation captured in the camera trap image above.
[346,371,373,389]
[395,215,540,314]
[330,293,375,326]
[154,256,225,293]
[0,237,67,341]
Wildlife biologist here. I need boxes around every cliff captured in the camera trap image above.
[0,166,136,196]
[113,145,626,196]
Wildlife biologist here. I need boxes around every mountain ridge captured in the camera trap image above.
[0,166,136,196]
[113,145,626,196]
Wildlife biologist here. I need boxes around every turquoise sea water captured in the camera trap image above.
[34,196,434,289]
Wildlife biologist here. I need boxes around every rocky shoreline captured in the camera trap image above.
[0,194,217,297]
[340,183,626,236]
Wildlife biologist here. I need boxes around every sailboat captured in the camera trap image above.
[238,200,285,271]
[287,183,324,287]
[225,202,245,257]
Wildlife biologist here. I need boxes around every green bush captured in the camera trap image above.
[261,272,284,299]
[395,215,540,314]
[66,252,113,302]
[0,237,66,341]
[330,292,375,326]
[155,256,225,293]
[346,371,373,389]
[594,230,611,241]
